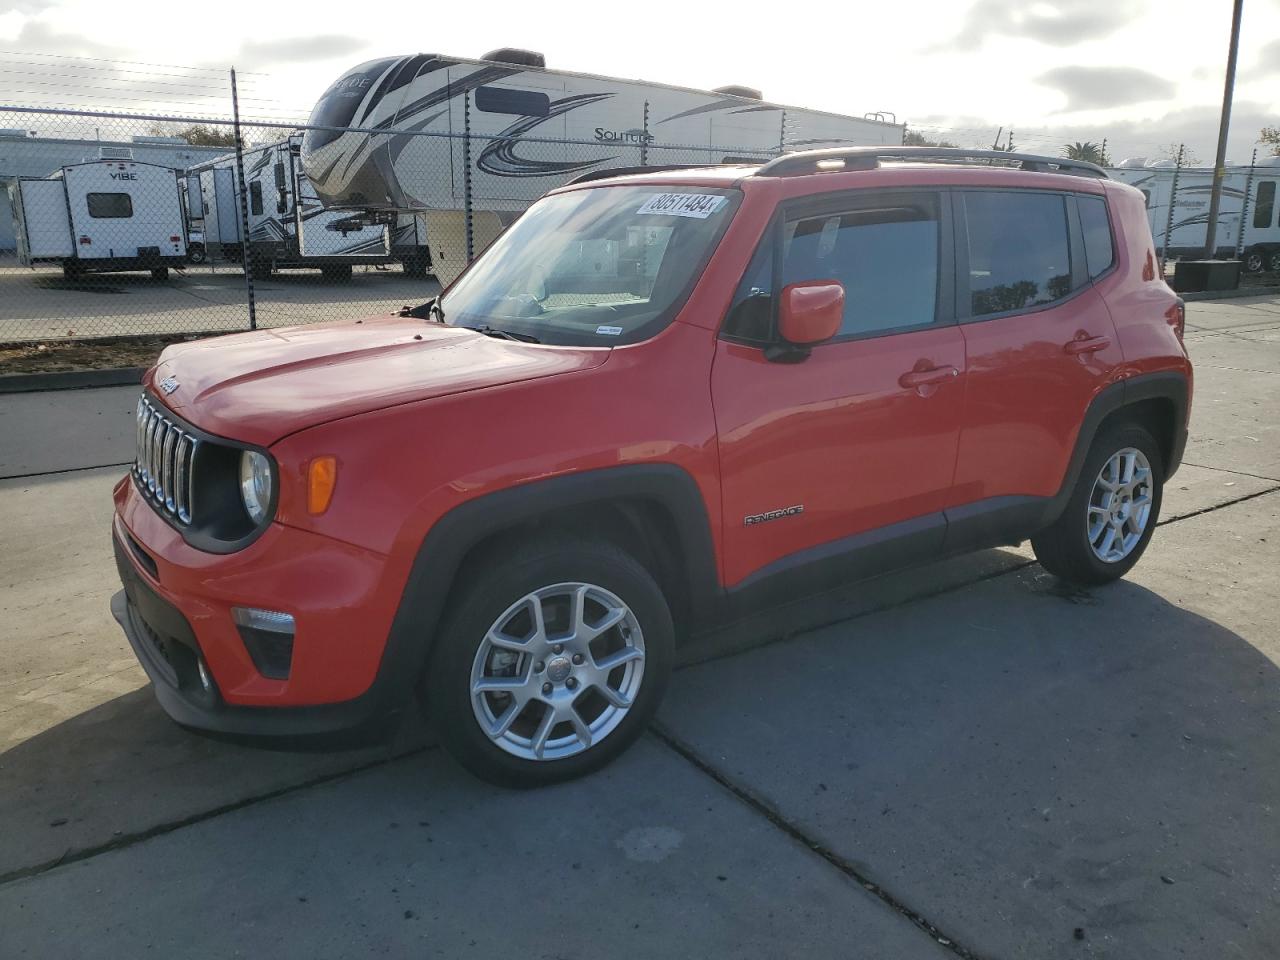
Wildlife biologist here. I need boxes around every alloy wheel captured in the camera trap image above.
[1086,447,1153,563]
[470,582,646,761]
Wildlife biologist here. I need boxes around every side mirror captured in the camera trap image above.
[773,280,844,358]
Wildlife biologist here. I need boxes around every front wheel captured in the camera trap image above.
[425,539,673,787]
[1032,423,1164,585]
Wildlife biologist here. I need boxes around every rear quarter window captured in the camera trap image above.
[1077,195,1115,279]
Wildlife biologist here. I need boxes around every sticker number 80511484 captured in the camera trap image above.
[636,193,727,219]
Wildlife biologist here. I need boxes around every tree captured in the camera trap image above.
[903,129,958,148]
[1157,142,1200,166]
[1063,141,1104,164]
[146,122,237,147]
[1262,126,1280,157]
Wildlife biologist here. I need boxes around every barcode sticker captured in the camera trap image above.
[636,193,727,219]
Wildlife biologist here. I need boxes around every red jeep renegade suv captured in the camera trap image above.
[111,147,1191,786]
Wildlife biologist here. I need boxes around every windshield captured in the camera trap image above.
[440,185,741,346]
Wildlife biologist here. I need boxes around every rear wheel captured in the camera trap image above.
[187,244,206,265]
[1243,249,1265,273]
[1267,249,1280,273]
[425,539,673,787]
[1032,423,1164,585]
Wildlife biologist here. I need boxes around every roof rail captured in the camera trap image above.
[756,147,1109,180]
[569,163,742,185]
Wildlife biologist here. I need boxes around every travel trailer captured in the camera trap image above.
[300,49,903,281]
[1111,157,1280,272]
[187,135,393,279]
[7,159,187,279]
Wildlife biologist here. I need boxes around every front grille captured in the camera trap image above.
[134,395,198,524]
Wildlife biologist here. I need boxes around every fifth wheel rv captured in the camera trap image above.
[300,49,902,281]
[7,160,187,279]
[1111,157,1280,271]
[187,134,392,280]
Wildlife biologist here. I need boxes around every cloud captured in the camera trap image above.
[1036,66,1174,112]
[908,100,1278,166]
[232,35,368,71]
[939,0,1146,51]
[1254,38,1280,75]
[9,19,124,57]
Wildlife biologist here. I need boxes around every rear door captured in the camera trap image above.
[947,188,1123,515]
[712,188,966,587]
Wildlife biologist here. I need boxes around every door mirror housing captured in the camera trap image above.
[769,281,844,361]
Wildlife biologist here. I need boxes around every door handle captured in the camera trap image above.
[898,365,959,389]
[1064,335,1112,355]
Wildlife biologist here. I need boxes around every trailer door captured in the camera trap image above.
[14,179,73,262]
[213,167,241,243]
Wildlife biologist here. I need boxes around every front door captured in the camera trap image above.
[712,189,965,588]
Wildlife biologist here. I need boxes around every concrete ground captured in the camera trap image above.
[0,263,441,342]
[0,296,1276,958]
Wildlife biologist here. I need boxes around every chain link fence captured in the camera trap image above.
[0,100,790,347]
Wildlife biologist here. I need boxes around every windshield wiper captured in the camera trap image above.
[469,324,540,344]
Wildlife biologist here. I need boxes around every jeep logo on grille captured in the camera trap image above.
[159,376,179,396]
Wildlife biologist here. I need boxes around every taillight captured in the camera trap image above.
[1166,300,1186,341]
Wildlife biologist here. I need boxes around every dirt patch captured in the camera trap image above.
[0,334,220,375]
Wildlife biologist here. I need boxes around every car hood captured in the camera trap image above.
[149,316,609,446]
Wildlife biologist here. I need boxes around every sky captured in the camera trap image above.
[0,0,1277,164]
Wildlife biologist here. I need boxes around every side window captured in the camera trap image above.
[87,193,132,218]
[780,194,940,337]
[1077,195,1115,279]
[964,191,1071,317]
[249,181,263,217]
[1253,181,1276,229]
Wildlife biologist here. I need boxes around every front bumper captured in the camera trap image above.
[111,538,393,742]
[111,474,418,743]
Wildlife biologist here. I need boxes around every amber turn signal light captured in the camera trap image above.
[307,456,337,515]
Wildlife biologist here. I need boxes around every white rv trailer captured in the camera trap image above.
[7,159,187,279]
[300,49,902,281]
[187,134,392,279]
[1110,157,1280,272]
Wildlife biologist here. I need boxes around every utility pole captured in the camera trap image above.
[1203,0,1244,259]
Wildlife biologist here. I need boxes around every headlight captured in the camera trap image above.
[239,450,273,525]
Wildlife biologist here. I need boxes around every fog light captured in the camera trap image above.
[232,607,296,680]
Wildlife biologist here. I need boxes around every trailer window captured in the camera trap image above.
[87,193,133,219]
[250,181,263,216]
[1254,181,1276,229]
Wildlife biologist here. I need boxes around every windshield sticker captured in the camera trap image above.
[636,193,727,219]
[595,325,624,336]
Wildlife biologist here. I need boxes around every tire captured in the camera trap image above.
[1267,249,1280,273]
[248,255,272,280]
[1243,249,1264,274]
[401,252,430,278]
[188,244,206,265]
[150,267,169,281]
[321,264,352,282]
[425,538,674,787]
[1032,422,1164,586]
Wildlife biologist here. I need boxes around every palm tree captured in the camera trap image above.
[1063,141,1105,164]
